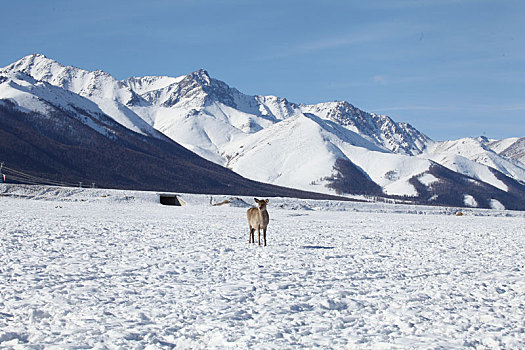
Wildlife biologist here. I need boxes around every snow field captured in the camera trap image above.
[0,197,524,349]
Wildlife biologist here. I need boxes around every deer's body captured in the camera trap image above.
[247,198,270,246]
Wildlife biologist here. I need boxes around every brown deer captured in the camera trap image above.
[247,198,270,246]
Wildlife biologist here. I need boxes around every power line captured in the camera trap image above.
[3,166,76,186]
[4,172,73,187]
[1,163,95,188]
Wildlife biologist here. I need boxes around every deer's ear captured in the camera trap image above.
[265,199,269,204]
[254,198,259,203]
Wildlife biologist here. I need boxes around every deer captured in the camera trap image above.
[247,198,270,246]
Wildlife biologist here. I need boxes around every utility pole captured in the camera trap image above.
[91,183,96,188]
[79,182,83,188]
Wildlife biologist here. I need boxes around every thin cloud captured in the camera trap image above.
[372,104,525,113]
[358,0,484,10]
[258,33,384,61]
[256,21,414,61]
[372,106,454,112]
[296,33,382,52]
[372,75,388,85]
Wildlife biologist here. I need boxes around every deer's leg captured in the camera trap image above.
[258,227,261,246]
[249,227,254,243]
[263,227,267,246]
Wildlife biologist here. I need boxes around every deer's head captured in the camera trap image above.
[254,198,269,210]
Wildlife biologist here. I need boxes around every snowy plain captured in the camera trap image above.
[0,185,524,349]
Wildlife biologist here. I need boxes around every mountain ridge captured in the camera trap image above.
[0,90,346,201]
[2,54,524,209]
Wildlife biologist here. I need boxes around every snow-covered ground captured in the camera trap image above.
[1,185,524,349]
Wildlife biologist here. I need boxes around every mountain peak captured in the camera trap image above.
[186,69,211,86]
[333,100,353,108]
[476,136,490,144]
[23,53,49,60]
[195,68,209,75]
[3,53,60,73]
[19,53,50,62]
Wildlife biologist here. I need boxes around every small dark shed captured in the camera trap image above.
[159,194,182,206]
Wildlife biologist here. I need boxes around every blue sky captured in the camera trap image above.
[1,0,523,140]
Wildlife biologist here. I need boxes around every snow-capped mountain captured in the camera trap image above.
[124,68,431,159]
[0,70,146,141]
[2,54,157,136]
[2,54,525,209]
[479,136,525,165]
[0,65,343,200]
[300,101,431,155]
[422,137,525,192]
